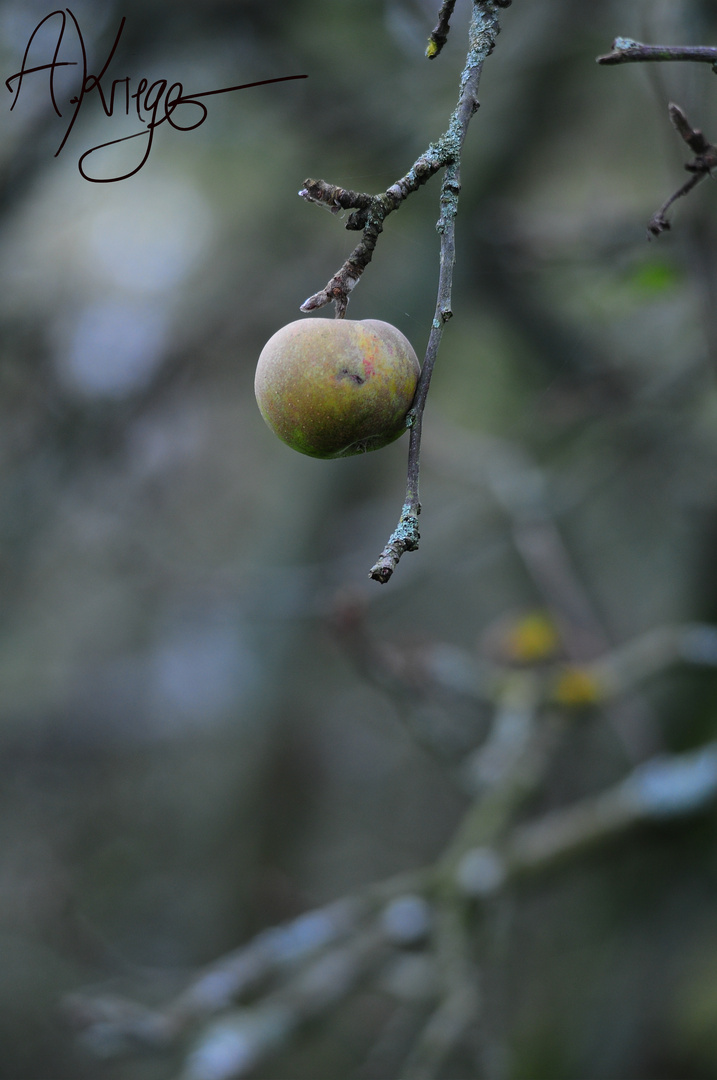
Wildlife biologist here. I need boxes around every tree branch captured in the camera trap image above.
[426,0,458,59]
[596,38,717,68]
[368,1,505,583]
[647,103,717,236]
[597,38,717,235]
[64,729,717,1074]
[297,3,507,580]
[298,158,444,318]
[63,619,717,1077]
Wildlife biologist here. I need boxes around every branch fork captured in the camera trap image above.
[300,2,509,582]
[648,103,717,237]
[597,37,717,236]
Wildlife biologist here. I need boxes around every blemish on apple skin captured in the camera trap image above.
[338,368,365,385]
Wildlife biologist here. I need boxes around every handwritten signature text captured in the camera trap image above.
[6,8,307,182]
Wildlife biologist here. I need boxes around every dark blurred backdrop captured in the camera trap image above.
[3,1,717,1077]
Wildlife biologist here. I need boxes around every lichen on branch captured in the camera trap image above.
[299,2,509,582]
[298,151,448,318]
[597,37,717,68]
[368,2,505,582]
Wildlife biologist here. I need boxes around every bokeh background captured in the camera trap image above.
[3,0,717,1077]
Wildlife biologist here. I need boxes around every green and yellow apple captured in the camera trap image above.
[254,318,420,459]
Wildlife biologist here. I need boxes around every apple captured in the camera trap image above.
[254,318,420,458]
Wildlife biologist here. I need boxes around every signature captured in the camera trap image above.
[5,8,307,182]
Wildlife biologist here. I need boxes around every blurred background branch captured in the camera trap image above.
[62,629,717,1077]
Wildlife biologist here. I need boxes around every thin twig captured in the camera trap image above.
[299,164,443,317]
[426,0,458,59]
[596,39,717,235]
[368,1,504,583]
[647,103,717,236]
[597,38,717,67]
[298,3,506,580]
